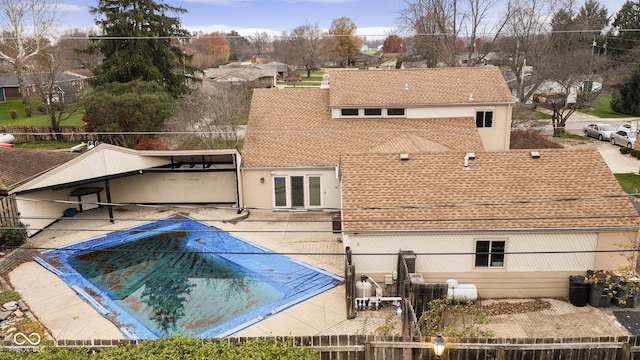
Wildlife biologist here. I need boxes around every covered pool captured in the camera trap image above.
[35,214,343,339]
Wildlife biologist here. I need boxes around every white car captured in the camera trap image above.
[610,129,636,148]
[583,123,616,141]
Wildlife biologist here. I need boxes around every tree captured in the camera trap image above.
[27,47,84,139]
[83,80,175,147]
[87,0,196,98]
[287,23,325,77]
[163,83,251,150]
[608,0,640,59]
[326,17,362,66]
[56,28,102,69]
[0,0,59,105]
[611,65,640,116]
[382,35,404,53]
[226,30,252,61]
[186,31,230,68]
[248,31,274,55]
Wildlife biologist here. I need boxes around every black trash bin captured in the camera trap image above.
[589,283,611,307]
[569,275,590,307]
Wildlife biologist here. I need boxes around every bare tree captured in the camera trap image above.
[248,31,274,56]
[287,23,325,77]
[163,83,252,150]
[0,0,59,105]
[56,28,101,69]
[26,47,84,139]
[499,0,557,103]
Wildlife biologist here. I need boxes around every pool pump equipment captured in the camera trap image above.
[355,274,401,311]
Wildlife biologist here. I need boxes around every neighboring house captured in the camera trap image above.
[534,75,604,104]
[241,67,514,211]
[253,62,288,79]
[204,66,277,88]
[6,144,241,235]
[0,70,92,103]
[0,148,78,228]
[339,149,640,298]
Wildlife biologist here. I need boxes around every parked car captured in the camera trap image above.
[610,129,636,148]
[583,123,616,141]
[618,123,638,133]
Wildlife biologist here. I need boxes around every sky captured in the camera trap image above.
[57,0,631,40]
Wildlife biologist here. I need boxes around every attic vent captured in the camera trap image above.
[400,153,409,161]
[530,151,541,159]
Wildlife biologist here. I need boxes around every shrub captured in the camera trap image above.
[135,138,168,150]
[0,223,28,247]
[631,149,640,159]
[510,128,563,149]
[37,103,47,114]
[9,110,16,119]
[24,106,32,117]
[621,147,632,154]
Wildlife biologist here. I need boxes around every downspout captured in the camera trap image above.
[235,153,242,214]
[104,180,114,223]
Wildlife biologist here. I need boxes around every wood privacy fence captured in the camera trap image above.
[0,194,17,228]
[0,126,95,143]
[4,335,640,359]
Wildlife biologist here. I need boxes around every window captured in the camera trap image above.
[387,108,405,116]
[341,109,358,116]
[273,175,322,208]
[364,108,382,116]
[475,111,493,128]
[475,240,505,267]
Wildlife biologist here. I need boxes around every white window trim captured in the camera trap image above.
[272,175,323,209]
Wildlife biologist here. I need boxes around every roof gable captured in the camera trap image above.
[340,148,639,231]
[328,67,514,106]
[0,148,78,192]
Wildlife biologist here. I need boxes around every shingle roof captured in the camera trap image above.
[329,67,514,106]
[0,148,78,193]
[242,88,484,168]
[340,148,639,231]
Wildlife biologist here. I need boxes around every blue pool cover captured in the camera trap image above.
[36,214,344,339]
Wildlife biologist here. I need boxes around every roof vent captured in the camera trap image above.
[463,154,471,170]
[400,153,409,161]
[530,151,541,159]
[469,94,474,101]
[466,152,476,160]
[404,83,409,90]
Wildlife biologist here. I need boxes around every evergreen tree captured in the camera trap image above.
[611,65,640,116]
[608,0,640,59]
[87,0,196,98]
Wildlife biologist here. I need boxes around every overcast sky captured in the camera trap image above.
[58,0,631,39]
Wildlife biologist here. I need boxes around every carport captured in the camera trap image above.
[10,143,242,234]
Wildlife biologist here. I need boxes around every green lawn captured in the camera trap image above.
[582,94,628,118]
[14,140,81,150]
[0,98,85,127]
[615,173,640,196]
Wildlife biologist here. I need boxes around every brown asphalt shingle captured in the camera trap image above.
[328,67,514,106]
[242,88,484,168]
[339,149,639,231]
[0,148,78,194]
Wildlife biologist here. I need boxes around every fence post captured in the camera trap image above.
[365,342,372,360]
[622,342,631,360]
[497,346,505,360]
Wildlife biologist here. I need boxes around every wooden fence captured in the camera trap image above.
[0,194,17,228]
[3,335,640,359]
[0,126,95,143]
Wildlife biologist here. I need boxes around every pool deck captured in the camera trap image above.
[8,206,371,340]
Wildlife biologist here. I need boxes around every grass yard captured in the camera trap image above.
[0,98,85,127]
[582,94,628,118]
[615,173,640,196]
[14,140,81,150]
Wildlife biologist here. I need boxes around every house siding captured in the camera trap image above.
[345,230,632,298]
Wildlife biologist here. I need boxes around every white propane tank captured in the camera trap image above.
[356,275,372,298]
[446,278,478,303]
